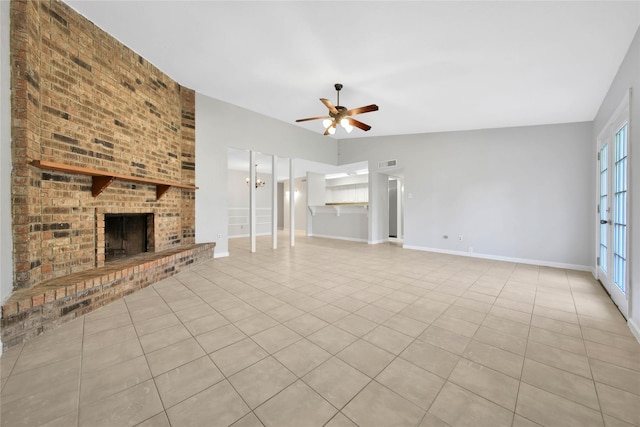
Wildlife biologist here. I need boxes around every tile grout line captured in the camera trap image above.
[74,316,86,427]
[123,288,172,426]
[510,263,537,427]
[568,267,607,426]
[154,274,276,426]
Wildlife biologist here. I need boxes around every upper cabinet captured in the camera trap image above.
[324,174,369,205]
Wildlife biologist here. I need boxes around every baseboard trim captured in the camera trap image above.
[311,234,368,243]
[214,251,230,258]
[628,318,640,343]
[402,245,591,272]
[368,239,387,245]
[229,233,272,239]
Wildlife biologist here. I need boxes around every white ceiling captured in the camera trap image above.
[67,1,640,139]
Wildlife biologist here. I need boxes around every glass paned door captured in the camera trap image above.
[597,110,629,319]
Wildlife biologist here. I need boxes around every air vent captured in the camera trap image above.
[378,159,397,169]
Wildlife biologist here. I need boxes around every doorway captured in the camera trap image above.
[596,95,629,318]
[388,176,403,241]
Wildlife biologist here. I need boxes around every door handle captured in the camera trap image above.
[600,219,609,224]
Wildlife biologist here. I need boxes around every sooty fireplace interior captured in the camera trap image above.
[104,214,153,262]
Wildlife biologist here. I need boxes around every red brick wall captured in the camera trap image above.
[10,0,196,291]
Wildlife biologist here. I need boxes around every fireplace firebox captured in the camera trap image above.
[104,214,154,262]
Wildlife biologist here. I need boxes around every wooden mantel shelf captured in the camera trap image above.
[31,160,198,200]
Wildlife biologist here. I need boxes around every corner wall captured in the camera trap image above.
[339,122,594,270]
[283,177,307,232]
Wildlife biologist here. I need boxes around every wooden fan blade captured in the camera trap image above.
[346,104,379,116]
[296,115,330,123]
[320,98,339,114]
[324,126,332,136]
[348,118,372,131]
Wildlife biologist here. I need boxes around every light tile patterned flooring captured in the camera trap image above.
[2,235,640,426]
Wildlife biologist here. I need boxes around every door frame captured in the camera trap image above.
[387,175,404,242]
[595,90,630,319]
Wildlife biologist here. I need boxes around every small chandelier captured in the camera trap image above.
[246,164,266,188]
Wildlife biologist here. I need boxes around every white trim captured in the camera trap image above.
[229,232,271,239]
[628,319,640,344]
[368,239,387,245]
[249,151,256,253]
[311,234,368,243]
[403,245,591,272]
[271,155,278,249]
[214,251,230,258]
[289,158,295,247]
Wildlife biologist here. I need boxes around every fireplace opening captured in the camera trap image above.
[104,214,153,262]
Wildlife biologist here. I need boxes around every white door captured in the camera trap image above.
[597,101,629,318]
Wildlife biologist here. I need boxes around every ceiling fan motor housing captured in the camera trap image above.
[331,106,347,120]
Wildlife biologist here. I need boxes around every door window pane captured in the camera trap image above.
[599,144,608,272]
[613,124,627,294]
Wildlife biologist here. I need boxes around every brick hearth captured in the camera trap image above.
[1,243,214,349]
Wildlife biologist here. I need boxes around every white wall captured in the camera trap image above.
[368,171,389,244]
[228,169,272,237]
[339,122,594,269]
[310,208,369,242]
[195,93,337,256]
[1,0,12,321]
[283,178,307,232]
[306,172,326,207]
[593,28,640,339]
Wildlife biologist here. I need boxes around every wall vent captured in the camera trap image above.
[378,159,398,169]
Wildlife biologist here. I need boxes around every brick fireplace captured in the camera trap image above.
[2,0,214,348]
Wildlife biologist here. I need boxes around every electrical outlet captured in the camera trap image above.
[217,233,222,239]
[468,246,474,253]
[458,235,463,241]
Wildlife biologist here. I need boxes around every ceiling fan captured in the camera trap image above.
[296,83,379,135]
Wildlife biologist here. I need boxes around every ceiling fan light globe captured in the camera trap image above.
[345,124,353,133]
[340,118,350,128]
[322,119,333,128]
[328,126,336,135]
